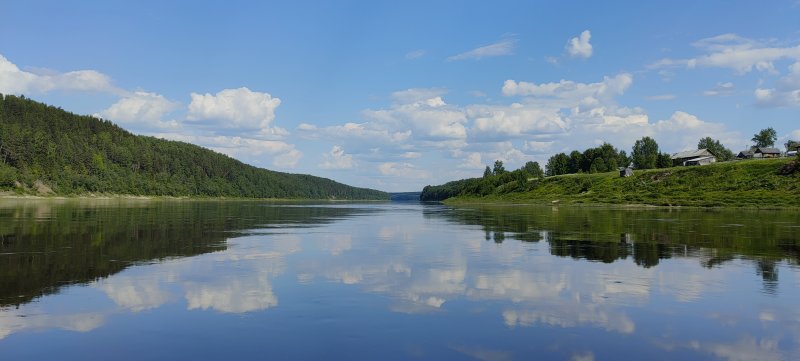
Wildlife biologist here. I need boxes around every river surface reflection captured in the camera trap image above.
[0,200,799,360]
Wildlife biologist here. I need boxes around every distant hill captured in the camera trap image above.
[0,94,387,200]
[388,192,421,201]
[421,158,800,208]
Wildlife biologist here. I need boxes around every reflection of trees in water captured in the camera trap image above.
[426,205,800,290]
[0,201,366,308]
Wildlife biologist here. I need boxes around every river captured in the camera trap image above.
[0,200,798,360]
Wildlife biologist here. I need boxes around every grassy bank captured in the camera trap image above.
[443,158,800,208]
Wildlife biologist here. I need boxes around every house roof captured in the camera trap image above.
[685,156,715,162]
[738,149,755,156]
[672,148,714,160]
[756,147,781,154]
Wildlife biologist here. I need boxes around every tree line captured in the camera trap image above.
[0,94,388,199]
[420,127,791,202]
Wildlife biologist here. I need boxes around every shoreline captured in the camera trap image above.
[442,197,799,210]
[0,193,390,202]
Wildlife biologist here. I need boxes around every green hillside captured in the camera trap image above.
[422,158,800,208]
[0,94,387,200]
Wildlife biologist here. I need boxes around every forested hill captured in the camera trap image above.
[0,94,388,200]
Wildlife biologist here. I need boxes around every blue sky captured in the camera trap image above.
[2,0,800,191]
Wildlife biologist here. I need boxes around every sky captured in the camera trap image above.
[1,0,800,191]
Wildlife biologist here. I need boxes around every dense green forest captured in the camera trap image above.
[0,94,387,199]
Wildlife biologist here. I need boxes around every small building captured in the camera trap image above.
[684,156,716,166]
[672,149,717,166]
[618,167,633,177]
[754,147,781,158]
[788,150,798,157]
[737,149,755,159]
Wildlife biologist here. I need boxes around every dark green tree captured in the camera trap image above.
[545,153,570,176]
[568,150,583,174]
[522,161,544,179]
[493,160,506,175]
[631,137,660,169]
[698,137,734,161]
[483,166,492,178]
[656,153,672,168]
[752,127,777,148]
[785,140,799,152]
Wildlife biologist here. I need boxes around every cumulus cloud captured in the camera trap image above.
[154,133,302,168]
[447,38,516,61]
[363,95,468,140]
[467,102,567,139]
[754,62,800,107]
[187,87,281,130]
[378,162,430,178]
[567,30,593,58]
[391,87,447,103]
[297,121,411,147]
[0,54,120,95]
[502,73,633,100]
[459,152,484,169]
[319,145,356,170]
[97,91,180,129]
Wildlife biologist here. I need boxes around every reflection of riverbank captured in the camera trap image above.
[0,201,369,308]
[1,202,799,360]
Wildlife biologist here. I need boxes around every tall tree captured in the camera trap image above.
[752,127,777,148]
[697,137,735,161]
[522,161,544,179]
[631,137,660,169]
[492,160,506,175]
[567,150,583,174]
[785,140,799,152]
[483,166,492,178]
[545,153,570,176]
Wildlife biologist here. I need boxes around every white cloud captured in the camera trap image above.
[97,91,180,129]
[502,73,633,100]
[447,38,516,61]
[468,102,567,139]
[319,145,356,170]
[187,87,281,130]
[391,87,447,103]
[363,96,467,140]
[645,94,676,101]
[703,82,735,97]
[567,30,593,59]
[297,121,412,146]
[400,152,421,159]
[523,140,554,153]
[154,133,302,168]
[650,33,800,74]
[0,54,119,95]
[754,62,800,107]
[378,162,430,178]
[405,49,426,60]
[459,152,484,169]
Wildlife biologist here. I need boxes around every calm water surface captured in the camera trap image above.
[1,200,799,360]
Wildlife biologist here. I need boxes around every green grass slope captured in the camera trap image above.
[0,94,387,200]
[434,158,800,208]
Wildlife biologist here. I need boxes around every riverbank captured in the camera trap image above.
[438,158,800,209]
